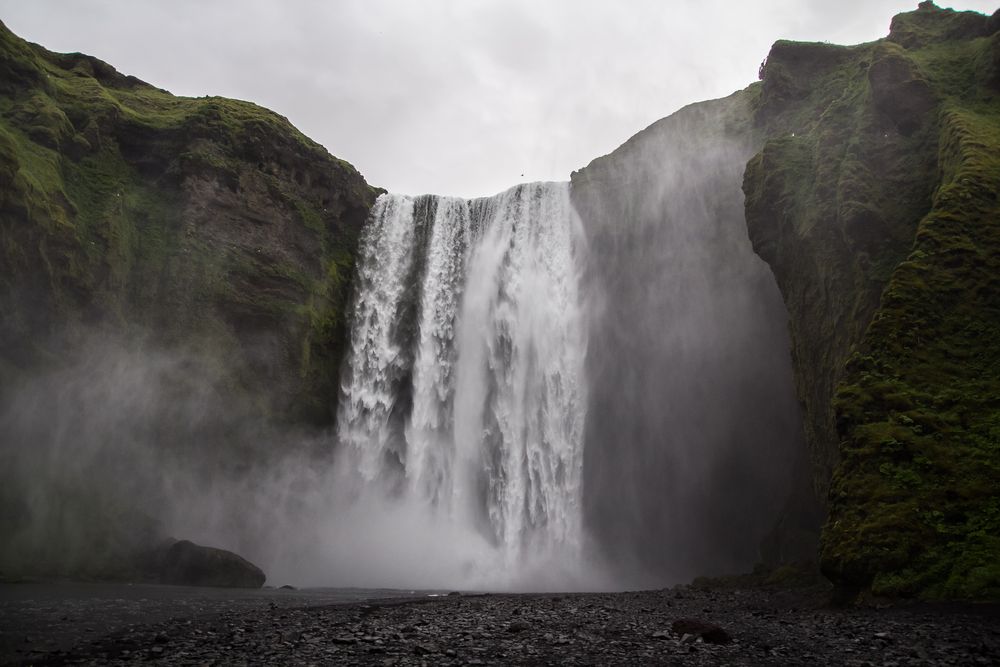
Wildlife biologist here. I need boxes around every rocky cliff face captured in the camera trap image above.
[570,90,809,583]
[0,20,378,426]
[0,20,377,578]
[745,3,1000,598]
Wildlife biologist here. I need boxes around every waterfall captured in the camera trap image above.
[336,182,588,582]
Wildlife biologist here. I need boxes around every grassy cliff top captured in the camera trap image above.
[0,19,354,160]
[0,19,378,425]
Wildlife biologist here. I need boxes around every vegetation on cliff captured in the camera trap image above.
[0,21,379,579]
[745,2,1000,599]
[0,19,378,425]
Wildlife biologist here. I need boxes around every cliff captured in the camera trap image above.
[3,4,999,599]
[0,20,377,579]
[570,89,810,583]
[0,19,378,426]
[745,2,1000,598]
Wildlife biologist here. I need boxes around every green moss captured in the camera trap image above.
[0,19,377,424]
[823,98,1000,600]
[748,3,1000,600]
[888,4,992,50]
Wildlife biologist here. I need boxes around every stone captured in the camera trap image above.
[140,539,266,588]
[331,636,357,645]
[671,618,732,645]
[413,642,437,655]
[507,620,531,633]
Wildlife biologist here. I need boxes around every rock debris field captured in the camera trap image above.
[3,584,1000,666]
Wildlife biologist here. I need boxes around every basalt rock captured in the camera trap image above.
[670,618,732,644]
[570,88,805,583]
[138,539,266,588]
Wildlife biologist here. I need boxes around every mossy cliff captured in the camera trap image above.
[744,3,1000,598]
[0,20,378,426]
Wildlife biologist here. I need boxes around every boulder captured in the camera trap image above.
[140,539,266,588]
[671,618,732,644]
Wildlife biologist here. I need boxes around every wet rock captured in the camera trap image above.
[671,618,732,644]
[412,642,437,655]
[331,635,357,645]
[508,620,531,633]
[139,539,266,588]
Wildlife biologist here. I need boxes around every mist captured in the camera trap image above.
[572,91,805,587]
[0,91,806,590]
[0,336,315,583]
[0,332,614,590]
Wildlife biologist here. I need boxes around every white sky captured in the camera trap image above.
[0,1,996,197]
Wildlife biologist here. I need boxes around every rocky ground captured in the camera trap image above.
[3,584,999,666]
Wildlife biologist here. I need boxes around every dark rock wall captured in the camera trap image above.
[571,90,807,585]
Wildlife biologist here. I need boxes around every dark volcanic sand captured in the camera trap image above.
[3,584,1000,666]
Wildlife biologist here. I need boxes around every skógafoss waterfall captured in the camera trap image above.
[336,182,589,587]
[333,99,802,590]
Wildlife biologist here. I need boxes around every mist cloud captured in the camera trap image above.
[0,335,614,590]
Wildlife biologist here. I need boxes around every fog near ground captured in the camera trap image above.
[0,339,288,580]
[0,335,615,590]
[573,93,805,586]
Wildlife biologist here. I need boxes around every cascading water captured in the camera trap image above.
[336,182,588,586]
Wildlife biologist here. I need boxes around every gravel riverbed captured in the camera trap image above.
[3,584,999,665]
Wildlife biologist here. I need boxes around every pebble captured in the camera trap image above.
[4,587,1000,665]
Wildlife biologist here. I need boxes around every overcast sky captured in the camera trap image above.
[1,1,996,197]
